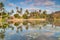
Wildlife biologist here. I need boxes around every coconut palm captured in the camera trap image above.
[42,10,47,18]
[16,7,20,13]
[20,8,22,14]
[25,9,29,14]
[16,7,18,10]
[0,2,4,8]
[11,9,14,13]
[8,10,14,15]
[39,10,41,14]
[0,2,4,11]
[43,10,47,15]
[16,7,19,12]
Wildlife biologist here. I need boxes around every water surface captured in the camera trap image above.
[0,20,60,40]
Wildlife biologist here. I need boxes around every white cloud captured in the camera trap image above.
[44,1,55,6]
[20,0,56,7]
[8,3,16,7]
[20,0,32,5]
[20,2,24,5]
[0,0,6,2]
[24,7,40,12]
[33,0,56,6]
[25,0,32,3]
[53,5,60,8]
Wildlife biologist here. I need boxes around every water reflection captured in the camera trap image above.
[0,20,60,40]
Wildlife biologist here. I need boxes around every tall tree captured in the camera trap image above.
[16,7,18,10]
[39,10,41,14]
[25,9,29,14]
[16,7,19,13]
[42,10,47,18]
[0,2,4,11]
[16,7,22,14]
[8,10,14,15]
[43,10,47,15]
[11,9,14,13]
[20,8,22,14]
[0,2,4,8]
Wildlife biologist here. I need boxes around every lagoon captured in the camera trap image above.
[0,20,60,40]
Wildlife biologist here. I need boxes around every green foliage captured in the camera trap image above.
[2,19,5,22]
[23,14,28,19]
[43,11,47,14]
[25,9,29,14]
[2,12,9,22]
[14,14,21,18]
[3,23,9,28]
[0,33,5,39]
[8,21,13,24]
[2,12,9,18]
[30,12,40,18]
[40,14,45,18]
[14,22,20,26]
[0,2,4,8]
[23,21,28,25]
[35,21,40,24]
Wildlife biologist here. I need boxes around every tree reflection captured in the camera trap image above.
[23,21,28,25]
[0,25,2,28]
[25,25,29,30]
[0,30,5,40]
[20,27,22,32]
[2,23,9,31]
[14,22,20,27]
[16,26,23,32]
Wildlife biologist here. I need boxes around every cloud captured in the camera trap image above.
[20,0,32,5]
[0,0,6,2]
[44,1,55,6]
[24,7,40,12]
[20,0,60,13]
[8,3,16,7]
[53,5,60,8]
[20,0,56,7]
[25,0,32,3]
[20,2,24,5]
[33,0,56,6]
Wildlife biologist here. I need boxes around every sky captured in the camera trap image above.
[0,0,60,14]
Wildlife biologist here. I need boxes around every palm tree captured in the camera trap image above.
[25,9,29,14]
[10,9,14,15]
[11,9,14,13]
[42,10,47,18]
[16,7,21,13]
[16,7,19,13]
[0,2,4,11]
[16,7,18,10]
[43,10,47,15]
[25,9,30,18]
[20,8,22,14]
[0,2,4,8]
[0,2,4,15]
[39,10,41,14]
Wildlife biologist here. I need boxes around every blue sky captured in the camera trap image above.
[0,0,60,13]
